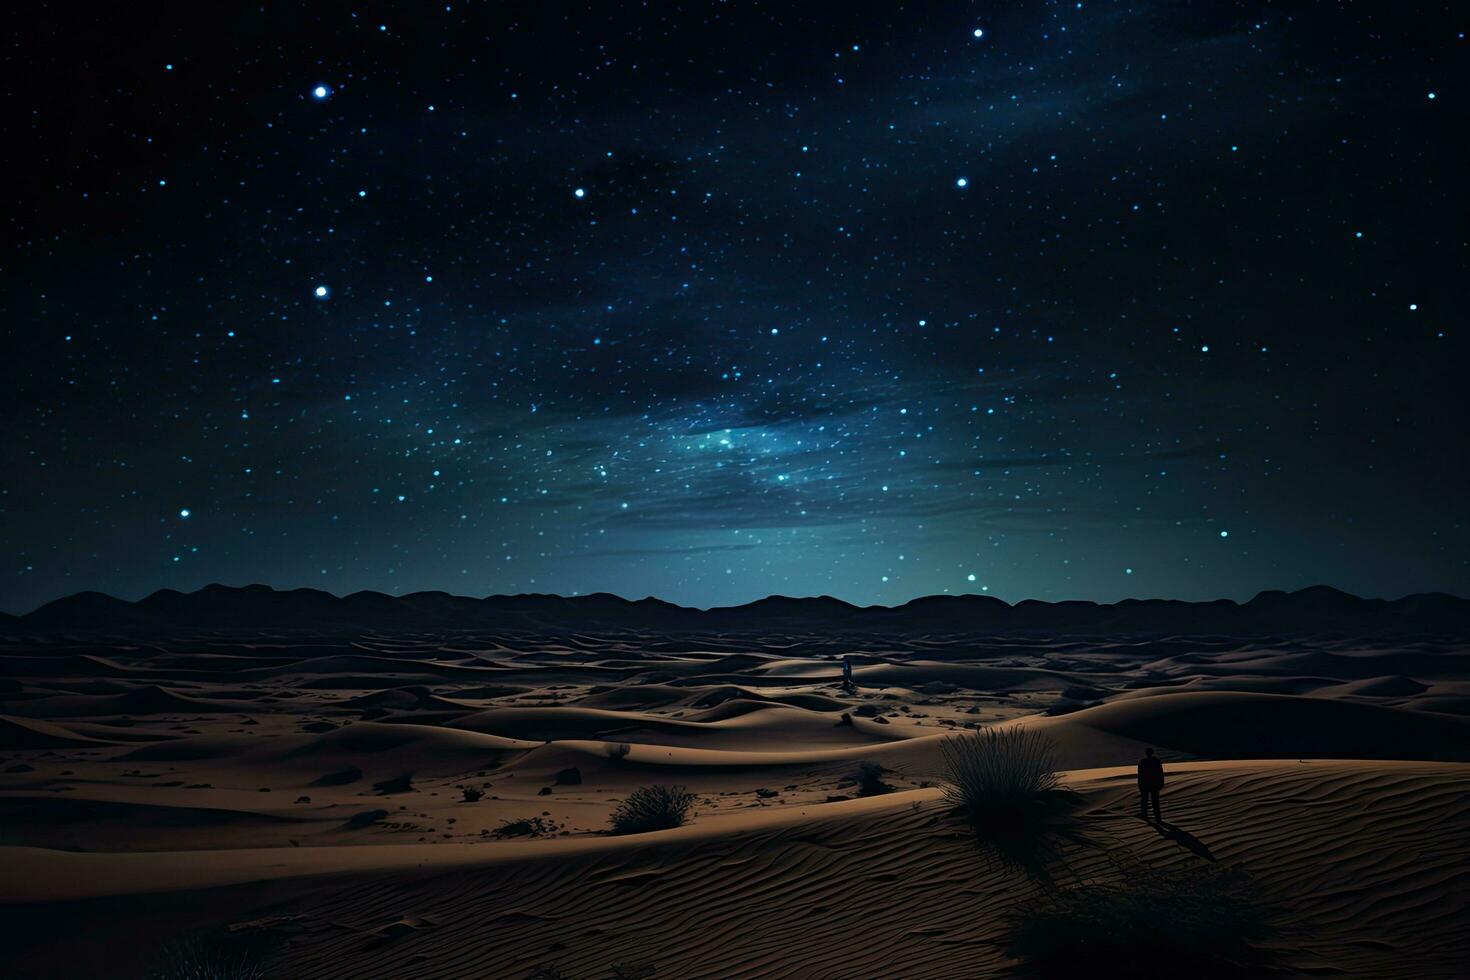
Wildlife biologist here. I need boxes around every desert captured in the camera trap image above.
[2,586,1468,978]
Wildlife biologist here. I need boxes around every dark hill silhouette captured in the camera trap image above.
[11,584,1470,635]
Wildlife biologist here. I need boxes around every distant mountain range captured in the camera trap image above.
[5,584,1469,635]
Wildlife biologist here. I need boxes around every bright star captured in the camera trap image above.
[574,187,586,199]
[314,285,329,299]
[1220,530,1229,538]
[312,84,330,100]
[956,177,968,188]
[179,509,191,519]
[972,28,985,39]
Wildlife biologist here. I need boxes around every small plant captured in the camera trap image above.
[1008,864,1276,978]
[939,727,1058,830]
[609,785,696,834]
[496,815,557,838]
[373,774,413,794]
[855,761,893,796]
[148,928,279,980]
[461,786,484,802]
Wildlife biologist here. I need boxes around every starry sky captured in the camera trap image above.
[3,2,1466,614]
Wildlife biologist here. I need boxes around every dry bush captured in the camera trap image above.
[148,929,279,980]
[496,815,556,838]
[855,761,893,796]
[609,785,696,834]
[939,727,1058,828]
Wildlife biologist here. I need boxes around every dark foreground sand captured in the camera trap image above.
[3,626,1469,977]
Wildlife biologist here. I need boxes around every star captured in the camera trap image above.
[312,84,330,100]
[314,285,330,299]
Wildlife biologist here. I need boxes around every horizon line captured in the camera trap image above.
[11,580,1467,619]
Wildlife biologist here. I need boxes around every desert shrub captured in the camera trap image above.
[855,761,893,796]
[373,774,413,794]
[1008,864,1275,978]
[148,928,279,980]
[496,815,557,838]
[609,785,696,834]
[461,786,484,802]
[939,727,1057,828]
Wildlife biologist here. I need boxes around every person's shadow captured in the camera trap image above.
[1150,818,1216,862]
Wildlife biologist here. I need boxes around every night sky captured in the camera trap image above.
[4,2,1466,614]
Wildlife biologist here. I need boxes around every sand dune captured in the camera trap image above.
[3,620,1468,977]
[5,761,1467,978]
[1030,690,1470,761]
[0,713,115,750]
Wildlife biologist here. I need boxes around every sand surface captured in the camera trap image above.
[3,628,1469,977]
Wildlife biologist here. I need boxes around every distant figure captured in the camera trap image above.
[1137,748,1164,820]
[841,655,855,691]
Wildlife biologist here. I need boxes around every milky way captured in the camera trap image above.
[3,3,1466,612]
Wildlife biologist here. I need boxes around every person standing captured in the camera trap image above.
[1137,747,1164,820]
